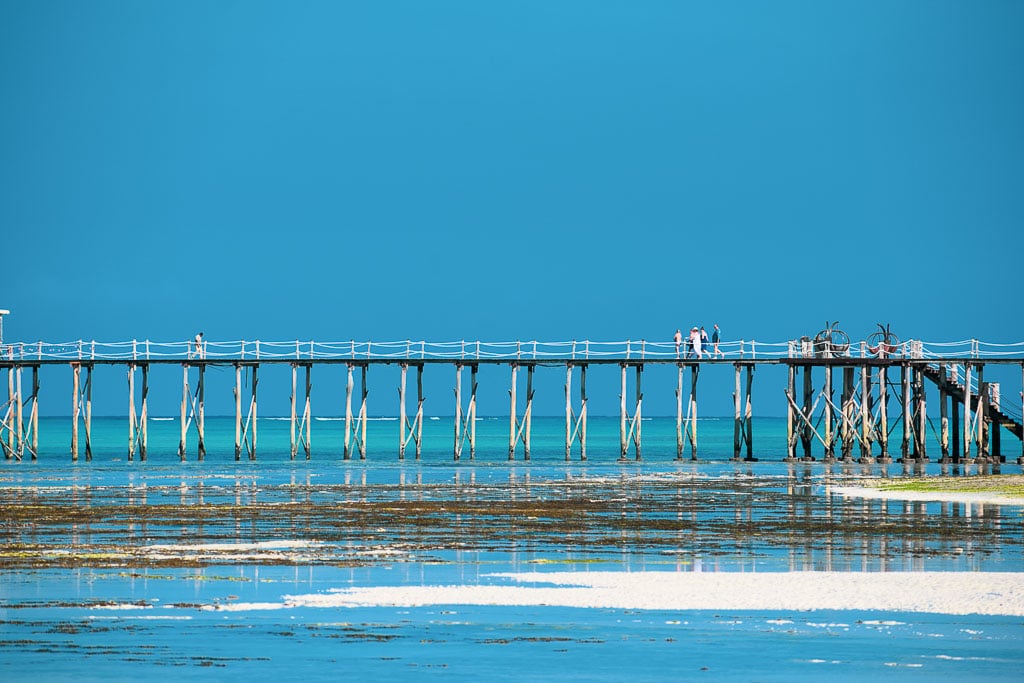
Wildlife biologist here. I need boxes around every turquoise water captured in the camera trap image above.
[1,417,1022,680]
[8,414,1015,464]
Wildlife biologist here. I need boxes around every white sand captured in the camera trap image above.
[199,571,1024,616]
[830,485,1024,507]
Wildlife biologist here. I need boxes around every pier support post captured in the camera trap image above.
[878,365,890,462]
[823,365,834,461]
[900,364,910,461]
[785,365,796,461]
[179,364,188,460]
[3,367,12,459]
[744,364,754,461]
[565,363,588,461]
[963,363,973,462]
[344,364,354,459]
[859,364,873,463]
[29,366,38,461]
[687,364,699,460]
[291,364,298,459]
[733,364,742,460]
[197,363,206,460]
[304,364,312,459]
[801,365,813,460]
[400,364,425,460]
[71,363,93,462]
[841,368,854,461]
[507,363,534,460]
[234,364,242,461]
[677,364,685,460]
[950,365,960,462]
[914,366,927,461]
[939,366,950,462]
[618,363,643,460]
[71,363,79,461]
[455,363,477,460]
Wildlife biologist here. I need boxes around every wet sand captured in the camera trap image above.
[196,570,1024,616]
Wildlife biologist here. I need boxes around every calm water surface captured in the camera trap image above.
[2,417,1022,680]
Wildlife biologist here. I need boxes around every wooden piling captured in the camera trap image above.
[197,363,205,460]
[901,364,910,460]
[508,363,517,460]
[633,364,642,461]
[564,363,588,461]
[859,364,872,463]
[939,371,950,462]
[878,365,889,461]
[178,364,188,460]
[565,364,573,460]
[963,363,972,462]
[801,366,813,460]
[785,365,795,460]
[688,364,699,460]
[345,364,354,460]
[14,366,23,461]
[303,364,311,459]
[128,364,136,461]
[400,364,409,460]
[29,366,38,461]
[921,366,929,462]
[733,364,741,460]
[744,364,754,461]
[469,364,477,459]
[358,365,367,459]
[140,363,148,461]
[84,364,92,462]
[234,364,242,461]
[823,364,834,460]
[4,367,12,458]
[250,364,258,460]
[71,363,79,461]
[841,368,854,460]
[454,363,463,460]
[291,363,298,460]
[580,364,587,461]
[619,363,627,459]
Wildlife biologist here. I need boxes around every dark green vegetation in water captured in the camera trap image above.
[1,470,1020,572]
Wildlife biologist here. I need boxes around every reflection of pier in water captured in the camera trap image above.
[1,337,1023,464]
[1,468,1018,574]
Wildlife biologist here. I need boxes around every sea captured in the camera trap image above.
[1,416,1022,681]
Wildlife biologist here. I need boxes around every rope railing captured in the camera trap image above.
[2,338,1024,362]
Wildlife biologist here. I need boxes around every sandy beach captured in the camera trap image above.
[186,571,1024,616]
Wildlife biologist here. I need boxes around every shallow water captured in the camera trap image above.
[1,418,1022,680]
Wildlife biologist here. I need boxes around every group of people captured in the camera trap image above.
[674,324,722,359]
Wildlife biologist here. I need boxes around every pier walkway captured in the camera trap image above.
[2,337,1022,465]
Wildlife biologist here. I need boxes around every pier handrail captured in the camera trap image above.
[4,337,1024,362]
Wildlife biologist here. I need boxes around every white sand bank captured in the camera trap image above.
[206,571,1024,616]
[830,485,1023,506]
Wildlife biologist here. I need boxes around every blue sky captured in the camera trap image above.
[2,1,1023,417]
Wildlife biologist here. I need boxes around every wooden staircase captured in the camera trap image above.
[919,364,1023,440]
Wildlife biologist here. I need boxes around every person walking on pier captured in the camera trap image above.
[689,326,703,359]
[674,329,683,358]
[712,324,722,358]
[191,332,205,359]
[700,327,710,358]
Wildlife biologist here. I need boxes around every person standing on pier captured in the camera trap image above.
[674,329,683,358]
[700,327,710,357]
[712,324,722,358]
[192,332,204,359]
[689,326,703,359]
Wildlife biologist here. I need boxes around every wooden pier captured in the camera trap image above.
[1,337,1022,465]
